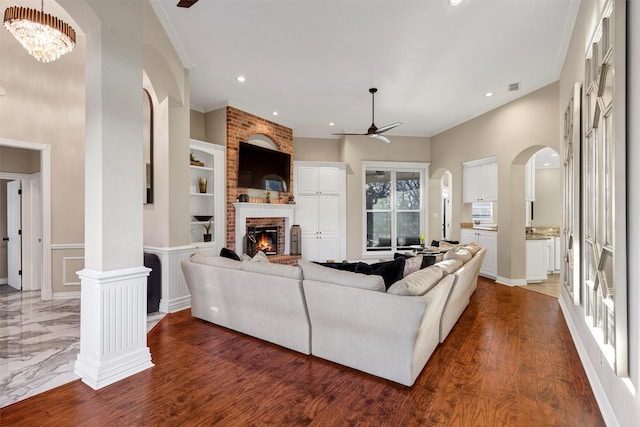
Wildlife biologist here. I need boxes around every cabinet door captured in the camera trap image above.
[297,166,319,194]
[544,239,554,273]
[481,162,498,201]
[554,237,561,272]
[297,195,319,233]
[525,158,536,202]
[463,166,482,203]
[317,235,339,262]
[317,167,340,194]
[526,240,547,282]
[477,231,497,278]
[318,194,340,234]
[301,235,319,261]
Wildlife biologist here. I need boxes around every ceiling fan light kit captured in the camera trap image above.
[332,87,402,144]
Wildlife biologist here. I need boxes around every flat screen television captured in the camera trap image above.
[237,142,291,192]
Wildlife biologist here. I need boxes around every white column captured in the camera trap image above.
[74,0,152,389]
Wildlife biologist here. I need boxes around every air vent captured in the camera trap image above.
[508,82,521,92]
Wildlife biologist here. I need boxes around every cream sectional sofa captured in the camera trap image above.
[180,245,486,387]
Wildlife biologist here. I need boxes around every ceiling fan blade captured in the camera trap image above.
[375,122,402,134]
[331,132,366,136]
[370,134,391,144]
[177,0,199,8]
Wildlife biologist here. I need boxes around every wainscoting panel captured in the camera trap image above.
[144,245,215,313]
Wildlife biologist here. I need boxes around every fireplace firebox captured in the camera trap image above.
[253,226,278,255]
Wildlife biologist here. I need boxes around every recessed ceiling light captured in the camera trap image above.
[551,153,559,157]
[449,0,465,6]
[544,162,551,166]
[236,75,246,82]
[272,111,278,116]
[329,122,335,126]
[485,92,494,97]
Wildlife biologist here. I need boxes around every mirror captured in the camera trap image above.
[143,89,154,204]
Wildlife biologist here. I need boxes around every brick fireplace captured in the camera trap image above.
[225,106,294,253]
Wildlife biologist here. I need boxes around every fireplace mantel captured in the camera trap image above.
[233,203,296,255]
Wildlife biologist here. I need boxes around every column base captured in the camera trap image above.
[74,267,154,390]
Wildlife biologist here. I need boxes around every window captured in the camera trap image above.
[579,3,627,377]
[362,162,428,254]
[471,202,493,221]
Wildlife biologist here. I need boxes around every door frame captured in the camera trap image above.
[0,138,52,299]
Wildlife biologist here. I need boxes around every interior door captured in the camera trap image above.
[7,180,22,290]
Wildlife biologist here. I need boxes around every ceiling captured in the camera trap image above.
[153,0,579,139]
[23,0,568,140]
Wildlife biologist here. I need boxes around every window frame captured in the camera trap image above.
[361,161,429,258]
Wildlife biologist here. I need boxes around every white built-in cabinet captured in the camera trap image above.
[294,162,346,262]
[189,139,226,254]
[462,156,498,203]
[525,156,536,202]
[460,228,497,278]
[526,239,547,282]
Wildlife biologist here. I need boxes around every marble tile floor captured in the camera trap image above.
[0,291,165,408]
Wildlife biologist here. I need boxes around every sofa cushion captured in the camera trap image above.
[191,254,242,270]
[461,244,481,255]
[387,265,445,296]
[299,260,385,292]
[220,247,241,261]
[443,248,473,263]
[241,260,302,280]
[433,259,464,274]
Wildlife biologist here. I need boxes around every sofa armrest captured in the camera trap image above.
[303,274,454,386]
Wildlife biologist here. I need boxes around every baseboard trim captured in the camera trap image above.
[52,291,81,299]
[559,297,618,426]
[0,278,7,285]
[495,276,527,286]
[75,348,154,390]
[160,294,191,313]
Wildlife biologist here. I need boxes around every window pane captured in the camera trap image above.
[365,171,391,209]
[397,212,421,247]
[472,202,493,219]
[366,212,391,249]
[396,171,421,210]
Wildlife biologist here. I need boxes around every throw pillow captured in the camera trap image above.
[252,251,270,262]
[366,258,406,290]
[387,265,445,296]
[402,254,423,277]
[461,244,481,255]
[298,260,385,292]
[219,247,241,261]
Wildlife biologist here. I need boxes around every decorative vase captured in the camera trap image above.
[203,234,212,242]
[198,178,207,193]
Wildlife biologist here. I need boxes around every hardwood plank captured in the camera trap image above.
[0,278,604,426]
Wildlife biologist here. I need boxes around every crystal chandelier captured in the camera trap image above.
[3,0,76,63]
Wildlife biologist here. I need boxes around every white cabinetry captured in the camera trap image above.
[554,236,560,272]
[544,238,555,273]
[463,157,498,203]
[190,140,225,254]
[525,156,536,202]
[526,239,547,282]
[460,229,497,279]
[294,162,346,262]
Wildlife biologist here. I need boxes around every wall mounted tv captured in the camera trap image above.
[237,142,291,192]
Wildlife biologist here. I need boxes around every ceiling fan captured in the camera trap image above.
[333,88,401,144]
[177,0,199,8]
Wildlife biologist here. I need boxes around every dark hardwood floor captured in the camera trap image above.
[0,277,604,426]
